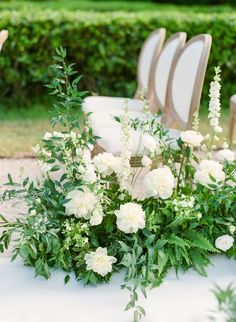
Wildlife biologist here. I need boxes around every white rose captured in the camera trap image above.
[180,130,204,147]
[115,202,145,234]
[93,152,121,177]
[85,247,117,277]
[141,155,152,168]
[143,166,175,199]
[215,235,234,252]
[194,160,225,188]
[215,149,235,163]
[65,188,98,219]
[141,134,159,153]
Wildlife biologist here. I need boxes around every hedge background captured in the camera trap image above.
[0,10,236,109]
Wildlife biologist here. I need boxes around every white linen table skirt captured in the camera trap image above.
[0,255,235,322]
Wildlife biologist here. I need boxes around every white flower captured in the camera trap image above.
[32,144,41,154]
[180,130,204,147]
[229,225,236,234]
[43,132,52,140]
[85,247,117,276]
[215,149,235,163]
[141,155,152,168]
[194,160,225,188]
[93,152,120,177]
[90,213,103,226]
[82,165,97,184]
[143,166,175,199]
[215,235,234,252]
[141,134,159,153]
[115,202,145,233]
[208,67,222,134]
[65,188,98,219]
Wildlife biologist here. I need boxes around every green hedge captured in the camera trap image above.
[0,10,236,108]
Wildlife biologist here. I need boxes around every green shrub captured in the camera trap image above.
[0,10,236,109]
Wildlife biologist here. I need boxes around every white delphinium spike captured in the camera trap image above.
[118,99,132,193]
[192,111,199,132]
[208,66,223,134]
[140,88,151,114]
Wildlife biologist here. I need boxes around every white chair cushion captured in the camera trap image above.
[96,125,180,156]
[83,96,144,114]
[89,110,146,133]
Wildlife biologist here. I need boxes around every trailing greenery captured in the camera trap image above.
[1,10,236,108]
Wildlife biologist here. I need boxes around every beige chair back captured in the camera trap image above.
[163,34,212,129]
[135,28,166,99]
[150,32,187,113]
[0,30,8,52]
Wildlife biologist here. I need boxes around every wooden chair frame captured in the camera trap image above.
[228,95,236,147]
[163,34,212,130]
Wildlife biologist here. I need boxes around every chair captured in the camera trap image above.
[0,30,8,52]
[95,34,212,156]
[162,34,212,130]
[83,28,166,115]
[90,32,187,134]
[228,95,236,146]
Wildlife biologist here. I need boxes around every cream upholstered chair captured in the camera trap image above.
[89,32,187,133]
[0,30,8,52]
[83,28,166,116]
[95,34,212,156]
[228,95,236,146]
[162,34,212,130]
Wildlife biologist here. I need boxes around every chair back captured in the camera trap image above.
[151,32,187,113]
[135,28,166,98]
[163,34,212,129]
[0,30,8,52]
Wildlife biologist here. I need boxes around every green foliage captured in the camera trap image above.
[0,10,236,108]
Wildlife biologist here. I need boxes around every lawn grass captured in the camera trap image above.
[0,0,235,13]
[0,104,234,158]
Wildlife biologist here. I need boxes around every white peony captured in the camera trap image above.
[85,247,117,276]
[215,235,234,252]
[141,155,152,168]
[180,130,204,147]
[215,149,235,163]
[115,202,145,233]
[93,152,121,177]
[143,166,175,199]
[141,134,159,153]
[194,160,225,188]
[65,188,98,219]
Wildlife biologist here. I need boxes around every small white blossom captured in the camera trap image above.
[180,130,204,147]
[229,225,236,234]
[215,149,235,163]
[215,235,234,252]
[115,202,145,234]
[93,152,121,177]
[85,247,117,276]
[141,134,159,153]
[143,166,175,199]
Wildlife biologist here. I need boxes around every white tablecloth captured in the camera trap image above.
[0,256,235,322]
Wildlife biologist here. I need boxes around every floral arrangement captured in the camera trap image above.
[0,48,235,322]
